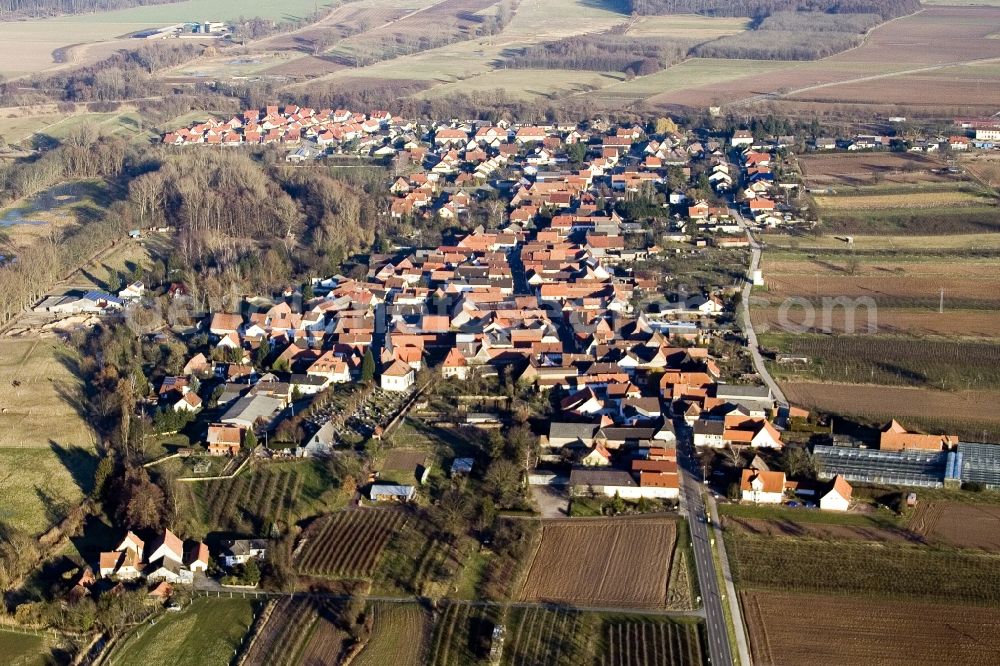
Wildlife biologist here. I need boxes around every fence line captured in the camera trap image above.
[177,453,252,482]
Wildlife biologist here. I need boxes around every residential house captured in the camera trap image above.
[740,469,786,504]
[441,347,469,380]
[221,539,268,568]
[207,424,243,456]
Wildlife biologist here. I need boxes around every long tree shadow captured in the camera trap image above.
[53,344,114,443]
[34,485,72,528]
[49,441,99,497]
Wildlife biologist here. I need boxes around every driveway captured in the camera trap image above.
[530,484,569,518]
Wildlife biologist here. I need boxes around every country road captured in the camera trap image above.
[676,421,749,666]
[733,206,788,413]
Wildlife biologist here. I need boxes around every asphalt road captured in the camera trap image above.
[676,425,735,666]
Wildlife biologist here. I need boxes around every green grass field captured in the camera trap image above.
[0,339,96,534]
[107,598,258,666]
[58,0,332,25]
[719,502,903,528]
[0,0,336,77]
[0,629,58,666]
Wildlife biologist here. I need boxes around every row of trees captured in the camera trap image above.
[1,42,199,107]
[628,0,919,20]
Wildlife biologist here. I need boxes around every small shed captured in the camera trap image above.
[370,483,416,502]
[450,458,474,477]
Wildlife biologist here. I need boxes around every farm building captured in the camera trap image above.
[370,483,416,502]
[879,420,957,452]
[818,475,852,511]
[813,444,946,488]
[715,384,774,416]
[220,394,284,429]
[569,469,637,498]
[958,442,1000,489]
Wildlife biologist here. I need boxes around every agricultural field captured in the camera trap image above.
[378,448,430,484]
[599,619,705,666]
[243,597,344,666]
[296,606,349,666]
[518,517,676,608]
[813,190,990,210]
[908,502,1000,551]
[644,6,1000,111]
[179,460,344,538]
[754,252,1000,328]
[0,338,97,535]
[499,607,596,666]
[781,382,1000,441]
[963,152,1000,188]
[726,531,1000,604]
[295,509,406,578]
[626,14,750,39]
[762,233,1000,252]
[741,590,1000,666]
[417,69,625,102]
[106,597,258,666]
[752,305,1000,339]
[798,152,955,188]
[354,602,432,666]
[374,516,458,596]
[760,332,1000,392]
[428,602,502,666]
[498,607,705,666]
[592,58,793,107]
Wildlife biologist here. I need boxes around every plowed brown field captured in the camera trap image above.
[741,591,1000,666]
[783,382,998,419]
[798,152,950,187]
[518,517,676,608]
[909,502,1000,552]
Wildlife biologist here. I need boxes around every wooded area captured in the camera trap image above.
[503,34,691,75]
[0,0,178,19]
[692,28,863,60]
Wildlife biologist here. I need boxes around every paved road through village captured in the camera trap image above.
[676,421,743,666]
